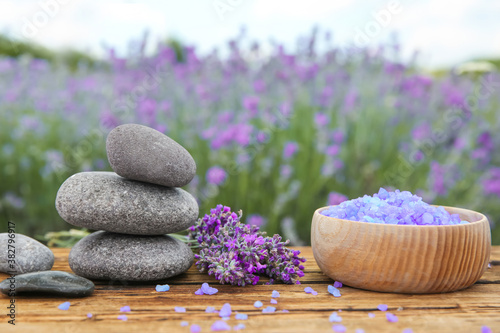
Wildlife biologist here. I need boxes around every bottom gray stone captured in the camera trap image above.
[0,271,95,297]
[69,231,194,281]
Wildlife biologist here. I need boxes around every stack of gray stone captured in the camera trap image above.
[55,124,198,282]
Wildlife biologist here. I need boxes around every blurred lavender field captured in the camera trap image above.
[1,31,499,244]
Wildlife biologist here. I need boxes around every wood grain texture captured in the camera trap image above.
[0,247,498,333]
[312,206,491,293]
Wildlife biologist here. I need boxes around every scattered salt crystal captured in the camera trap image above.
[332,324,346,332]
[377,304,388,311]
[481,326,492,333]
[333,281,343,288]
[58,302,70,310]
[87,313,93,318]
[120,306,131,312]
[117,315,128,321]
[211,320,231,331]
[156,284,170,292]
[181,321,189,327]
[403,329,413,333]
[201,282,219,295]
[329,312,342,322]
[262,306,276,313]
[234,324,246,330]
[254,301,263,308]
[271,290,280,298]
[206,306,217,313]
[219,303,232,318]
[191,324,201,333]
[368,313,375,318]
[386,312,398,322]
[235,313,248,320]
[175,307,186,313]
[355,329,365,333]
[270,299,278,304]
[328,285,341,297]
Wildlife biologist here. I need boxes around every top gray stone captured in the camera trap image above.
[0,233,54,274]
[106,123,196,187]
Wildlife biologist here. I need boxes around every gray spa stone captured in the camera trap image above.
[0,233,54,274]
[0,271,94,297]
[69,231,194,281]
[106,123,196,187]
[55,172,199,235]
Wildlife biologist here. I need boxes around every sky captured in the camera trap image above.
[0,0,499,68]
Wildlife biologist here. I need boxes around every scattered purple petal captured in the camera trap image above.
[377,304,388,311]
[206,306,216,313]
[271,290,280,298]
[328,285,341,297]
[219,303,232,318]
[191,324,201,333]
[481,326,492,333]
[304,286,318,295]
[175,307,186,313]
[332,324,346,332]
[386,312,398,322]
[270,299,278,304]
[234,324,246,330]
[333,281,343,288]
[211,320,231,331]
[87,313,93,318]
[201,282,219,295]
[120,306,131,312]
[117,315,128,321]
[181,321,189,327]
[195,289,204,295]
[403,329,413,333]
[368,313,375,318]
[329,312,342,323]
[156,284,170,292]
[58,302,70,310]
[254,301,263,308]
[262,306,276,313]
[235,313,248,320]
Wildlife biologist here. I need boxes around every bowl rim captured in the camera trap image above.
[314,205,488,227]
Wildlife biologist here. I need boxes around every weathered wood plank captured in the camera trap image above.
[0,247,498,333]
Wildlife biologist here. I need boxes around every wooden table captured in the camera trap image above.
[1,247,499,333]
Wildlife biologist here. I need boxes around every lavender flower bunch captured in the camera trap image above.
[188,205,306,286]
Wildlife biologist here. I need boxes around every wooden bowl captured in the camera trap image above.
[311,206,491,293]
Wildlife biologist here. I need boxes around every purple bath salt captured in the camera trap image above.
[321,188,468,225]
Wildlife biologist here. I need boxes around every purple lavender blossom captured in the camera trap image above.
[327,192,348,206]
[188,205,306,286]
[206,166,227,185]
[283,142,299,159]
[242,95,259,115]
[314,112,329,127]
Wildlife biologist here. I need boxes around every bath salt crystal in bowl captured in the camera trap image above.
[311,189,491,294]
[321,188,468,225]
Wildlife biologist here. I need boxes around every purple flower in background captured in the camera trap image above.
[482,167,500,198]
[411,123,431,141]
[100,110,120,129]
[314,112,329,127]
[247,214,266,227]
[331,130,345,144]
[242,95,259,115]
[327,192,348,206]
[325,145,340,156]
[280,165,293,179]
[343,90,357,112]
[430,161,447,196]
[283,142,299,159]
[206,166,227,185]
[4,192,25,209]
[253,79,266,93]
